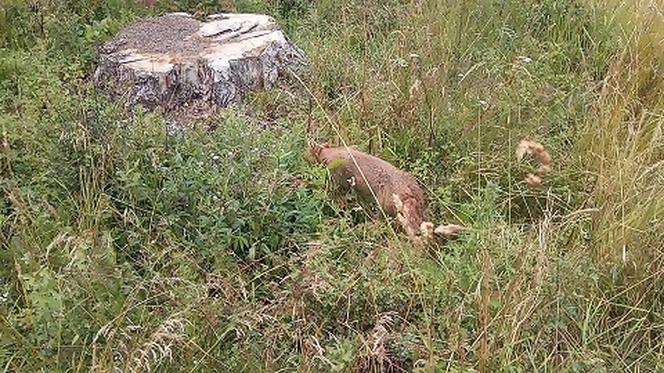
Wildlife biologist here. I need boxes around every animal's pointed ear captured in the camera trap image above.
[307,141,328,163]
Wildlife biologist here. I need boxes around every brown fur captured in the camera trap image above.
[310,143,426,239]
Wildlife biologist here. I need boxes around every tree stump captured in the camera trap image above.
[93,13,303,114]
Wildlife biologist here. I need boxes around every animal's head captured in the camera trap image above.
[307,141,331,164]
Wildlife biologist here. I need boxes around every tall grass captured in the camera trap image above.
[578,0,663,266]
[1,0,662,371]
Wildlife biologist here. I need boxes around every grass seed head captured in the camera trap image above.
[525,173,542,188]
[515,140,532,161]
[536,164,552,175]
[537,150,551,165]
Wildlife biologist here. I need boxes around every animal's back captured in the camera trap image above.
[314,146,425,230]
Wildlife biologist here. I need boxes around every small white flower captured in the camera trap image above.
[211,154,220,161]
[517,55,532,63]
[127,325,141,332]
[396,58,408,68]
[479,99,489,109]
[409,79,421,97]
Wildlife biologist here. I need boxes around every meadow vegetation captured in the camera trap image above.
[1,0,662,371]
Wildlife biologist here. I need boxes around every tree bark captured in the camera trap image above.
[93,13,303,114]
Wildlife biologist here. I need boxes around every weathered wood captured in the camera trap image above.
[93,13,302,113]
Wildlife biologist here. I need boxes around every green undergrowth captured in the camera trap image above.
[1,0,663,372]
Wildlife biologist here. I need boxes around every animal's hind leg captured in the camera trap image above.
[392,193,422,242]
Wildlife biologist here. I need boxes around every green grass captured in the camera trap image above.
[1,0,663,371]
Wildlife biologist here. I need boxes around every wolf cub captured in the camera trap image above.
[310,143,462,242]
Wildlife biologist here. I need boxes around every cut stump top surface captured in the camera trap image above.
[94,13,302,115]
